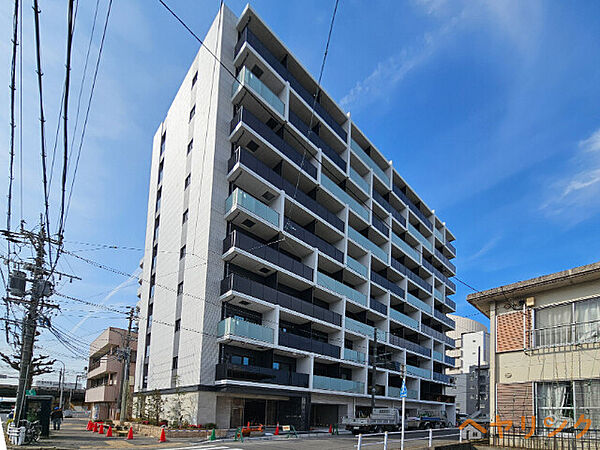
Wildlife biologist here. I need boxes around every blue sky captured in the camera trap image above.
[1,0,600,378]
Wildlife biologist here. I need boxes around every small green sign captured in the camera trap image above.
[25,389,36,396]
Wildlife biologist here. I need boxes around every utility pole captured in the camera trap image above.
[370,328,378,411]
[476,346,481,412]
[117,307,135,423]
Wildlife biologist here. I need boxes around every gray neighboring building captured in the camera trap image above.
[134,4,458,430]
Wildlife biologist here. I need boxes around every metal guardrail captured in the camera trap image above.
[526,319,600,349]
[356,428,462,449]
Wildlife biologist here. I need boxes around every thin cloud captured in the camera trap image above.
[462,235,502,265]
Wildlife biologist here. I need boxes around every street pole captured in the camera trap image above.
[13,221,46,424]
[370,328,378,411]
[57,360,65,409]
[117,307,135,423]
[476,346,481,412]
[400,366,406,450]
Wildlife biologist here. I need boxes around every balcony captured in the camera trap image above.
[406,365,431,379]
[345,317,377,339]
[223,230,313,281]
[284,218,343,263]
[230,107,318,179]
[420,324,445,342]
[348,227,388,263]
[221,274,342,326]
[389,308,419,330]
[234,27,347,142]
[370,298,387,315]
[389,386,418,400]
[228,147,343,232]
[372,359,402,372]
[406,293,432,315]
[371,271,405,299]
[350,139,390,186]
[289,111,346,172]
[388,334,431,357]
[372,190,405,226]
[84,384,119,403]
[346,255,367,278]
[392,184,433,230]
[87,358,121,379]
[391,258,432,293]
[313,375,364,394]
[433,372,453,384]
[444,355,455,366]
[371,215,388,237]
[321,174,368,221]
[434,248,456,273]
[218,317,274,344]
[317,271,367,306]
[433,309,455,328]
[278,331,340,358]
[232,66,284,116]
[391,232,420,263]
[527,319,600,349]
[446,297,456,310]
[424,260,456,291]
[215,362,309,388]
[432,350,443,362]
[225,188,279,228]
[349,166,370,193]
[408,223,433,253]
[434,228,444,242]
[434,288,445,302]
[343,348,366,364]
[446,240,456,255]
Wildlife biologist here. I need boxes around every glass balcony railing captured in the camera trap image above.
[432,350,443,362]
[317,272,367,306]
[434,288,444,302]
[389,386,418,400]
[444,355,455,366]
[278,332,340,358]
[408,223,433,252]
[321,174,369,221]
[370,298,388,315]
[345,317,376,339]
[284,218,343,263]
[391,232,421,263]
[215,363,309,388]
[343,348,366,364]
[389,309,419,330]
[348,227,388,263]
[370,271,405,299]
[349,166,370,193]
[406,293,432,314]
[434,309,456,328]
[446,297,456,310]
[225,188,279,227]
[217,317,273,344]
[406,365,431,379]
[346,255,367,278]
[350,139,390,186]
[433,372,453,384]
[388,334,431,357]
[434,228,444,242]
[392,184,433,231]
[434,248,456,273]
[232,66,285,116]
[313,375,364,394]
[391,258,432,293]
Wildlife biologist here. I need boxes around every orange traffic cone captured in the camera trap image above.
[126,427,133,440]
[106,426,113,438]
[159,428,166,443]
[99,423,104,434]
[274,423,279,436]
[328,424,333,434]
[87,420,92,431]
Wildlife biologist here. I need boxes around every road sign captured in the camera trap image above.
[25,389,36,396]
[399,380,407,398]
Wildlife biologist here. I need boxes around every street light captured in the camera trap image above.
[56,360,65,409]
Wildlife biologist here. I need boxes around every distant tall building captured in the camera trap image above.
[135,4,458,430]
[85,327,137,421]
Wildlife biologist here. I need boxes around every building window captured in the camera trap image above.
[155,188,162,212]
[189,106,195,121]
[160,132,166,155]
[172,356,178,370]
[175,319,181,332]
[191,71,198,87]
[157,161,164,185]
[179,245,186,260]
[184,174,191,189]
[187,139,193,154]
[177,281,184,296]
[182,209,189,224]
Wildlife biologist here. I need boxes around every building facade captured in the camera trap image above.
[467,262,600,436]
[135,4,458,430]
[85,327,137,421]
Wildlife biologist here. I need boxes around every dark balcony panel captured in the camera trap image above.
[372,191,405,226]
[278,331,340,358]
[371,215,388,237]
[288,111,346,172]
[371,271,405,299]
[370,298,387,315]
[372,359,401,372]
[446,298,456,310]
[446,241,456,255]
[434,248,456,273]
[228,148,344,232]
[433,309,455,328]
[215,362,309,388]
[284,218,343,263]
[230,107,318,179]
[235,27,347,142]
[433,372,453,384]
[223,230,313,281]
[391,259,432,293]
[388,334,431,357]
[392,185,433,230]
[444,355,455,366]
[423,259,456,291]
[420,324,446,343]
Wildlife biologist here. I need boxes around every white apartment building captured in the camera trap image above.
[446,315,489,376]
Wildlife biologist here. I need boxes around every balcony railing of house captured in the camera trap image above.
[215,362,309,388]
[349,166,370,193]
[389,308,419,330]
[220,274,342,326]
[406,293,432,315]
[434,248,456,273]
[392,184,433,230]
[346,255,368,278]
[283,218,343,263]
[420,324,446,343]
[278,331,340,358]
[343,348,366,364]
[313,375,364,394]
[234,27,347,142]
[370,271,405,299]
[433,309,455,328]
[232,66,285,116]
[371,215,388,237]
[388,334,431,357]
[423,259,456,291]
[389,386,418,400]
[391,232,421,264]
[433,372,453,384]
[317,271,367,306]
[372,190,405,227]
[350,139,390,186]
[345,317,377,339]
[370,298,387,315]
[526,319,600,349]
[391,258,432,293]
[445,297,456,310]
[406,365,431,379]
[217,317,274,344]
[348,227,388,263]
[225,188,279,228]
[444,355,455,365]
[321,174,369,221]
[446,240,456,255]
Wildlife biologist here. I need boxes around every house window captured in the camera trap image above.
[184,174,191,189]
[182,209,189,224]
[177,281,184,296]
[191,71,198,87]
[189,106,195,121]
[534,297,600,347]
[187,139,193,154]
[179,245,186,260]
